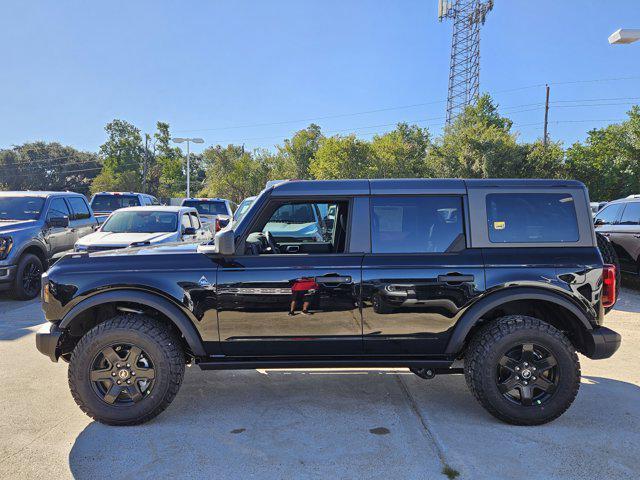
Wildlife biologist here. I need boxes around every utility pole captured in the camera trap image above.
[143,134,150,193]
[543,84,550,147]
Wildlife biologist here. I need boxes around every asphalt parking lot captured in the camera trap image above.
[0,288,639,480]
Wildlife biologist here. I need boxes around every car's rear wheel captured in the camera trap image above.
[68,314,185,425]
[464,315,580,425]
[12,253,43,300]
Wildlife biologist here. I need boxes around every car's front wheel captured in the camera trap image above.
[68,314,185,426]
[464,315,580,425]
[12,253,43,300]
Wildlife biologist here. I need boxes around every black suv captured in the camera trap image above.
[594,196,640,274]
[36,179,620,426]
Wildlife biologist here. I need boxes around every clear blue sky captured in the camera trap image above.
[1,0,639,155]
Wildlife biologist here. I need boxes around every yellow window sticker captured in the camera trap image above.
[493,221,506,230]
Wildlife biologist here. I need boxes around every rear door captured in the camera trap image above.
[613,201,640,273]
[361,190,484,355]
[66,196,95,244]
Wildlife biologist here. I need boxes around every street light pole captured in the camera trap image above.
[609,29,640,45]
[172,137,204,198]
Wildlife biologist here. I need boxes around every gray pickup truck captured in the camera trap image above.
[0,191,99,299]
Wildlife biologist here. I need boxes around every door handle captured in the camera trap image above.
[438,274,474,284]
[316,275,352,284]
[285,245,300,253]
[601,233,610,237]
[634,234,640,239]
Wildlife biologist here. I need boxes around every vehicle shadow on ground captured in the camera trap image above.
[0,298,43,341]
[67,370,640,480]
[614,283,640,313]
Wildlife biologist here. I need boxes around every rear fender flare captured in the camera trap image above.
[58,289,207,357]
[445,287,593,355]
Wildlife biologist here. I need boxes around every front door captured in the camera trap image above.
[361,195,484,355]
[216,199,363,356]
[45,197,73,255]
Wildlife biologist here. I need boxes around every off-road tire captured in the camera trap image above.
[464,315,580,426]
[12,253,43,300]
[68,314,185,426]
[596,232,620,312]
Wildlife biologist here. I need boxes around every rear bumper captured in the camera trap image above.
[35,322,63,362]
[583,326,621,360]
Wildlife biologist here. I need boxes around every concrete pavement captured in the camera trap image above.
[0,290,638,479]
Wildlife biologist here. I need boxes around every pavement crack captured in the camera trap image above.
[0,415,72,466]
[395,374,451,469]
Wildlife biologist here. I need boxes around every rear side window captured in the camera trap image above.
[620,202,640,225]
[371,196,463,253]
[67,197,91,220]
[595,204,622,225]
[486,193,579,243]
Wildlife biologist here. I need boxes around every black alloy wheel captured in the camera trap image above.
[90,343,156,406]
[13,253,44,300]
[496,343,559,406]
[22,260,42,297]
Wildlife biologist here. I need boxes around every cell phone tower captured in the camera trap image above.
[438,0,493,125]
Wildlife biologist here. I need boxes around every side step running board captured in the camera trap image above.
[197,357,454,371]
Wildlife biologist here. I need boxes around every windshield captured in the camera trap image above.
[91,195,141,212]
[0,197,45,221]
[234,198,255,221]
[182,200,227,216]
[102,211,178,233]
[269,204,316,223]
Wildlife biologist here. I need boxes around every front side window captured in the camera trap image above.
[101,211,178,233]
[47,198,70,220]
[67,197,91,220]
[190,213,202,230]
[0,196,45,221]
[620,202,640,225]
[594,204,622,225]
[245,201,348,255]
[181,214,192,230]
[486,193,579,243]
[371,196,463,254]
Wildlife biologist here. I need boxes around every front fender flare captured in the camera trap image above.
[444,287,594,355]
[58,289,207,357]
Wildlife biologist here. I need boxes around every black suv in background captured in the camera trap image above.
[0,191,99,299]
[595,196,640,274]
[36,179,620,426]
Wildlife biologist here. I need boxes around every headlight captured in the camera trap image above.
[0,237,13,260]
[74,244,88,252]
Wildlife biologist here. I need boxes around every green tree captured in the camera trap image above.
[370,123,435,178]
[0,142,100,196]
[434,94,524,178]
[91,119,144,194]
[154,122,184,197]
[199,145,272,203]
[310,134,373,179]
[272,124,323,179]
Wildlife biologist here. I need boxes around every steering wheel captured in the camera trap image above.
[265,231,280,254]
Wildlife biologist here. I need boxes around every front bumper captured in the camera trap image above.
[35,322,63,362]
[583,326,621,360]
[0,264,16,290]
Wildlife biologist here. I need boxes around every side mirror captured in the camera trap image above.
[48,216,69,228]
[183,227,196,236]
[216,229,235,255]
[594,218,605,226]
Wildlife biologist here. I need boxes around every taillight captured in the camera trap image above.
[602,264,616,308]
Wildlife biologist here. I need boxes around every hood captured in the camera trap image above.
[0,219,39,235]
[265,222,320,238]
[76,231,177,247]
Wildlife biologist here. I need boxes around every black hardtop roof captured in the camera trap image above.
[0,191,85,198]
[269,178,586,196]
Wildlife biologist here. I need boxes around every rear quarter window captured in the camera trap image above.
[486,193,579,243]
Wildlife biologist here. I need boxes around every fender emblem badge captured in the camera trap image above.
[198,275,211,287]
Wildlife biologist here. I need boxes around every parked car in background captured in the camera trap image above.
[74,206,212,253]
[0,191,99,299]
[590,201,607,215]
[594,196,640,274]
[181,197,234,232]
[90,192,160,223]
[233,196,256,223]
